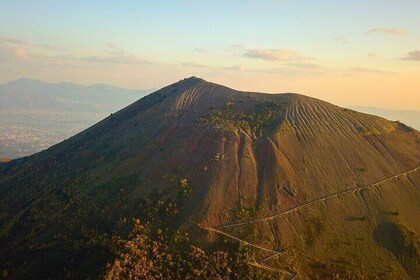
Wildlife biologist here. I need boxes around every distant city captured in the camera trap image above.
[0,78,151,158]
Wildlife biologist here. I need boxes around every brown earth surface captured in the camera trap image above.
[0,77,419,279]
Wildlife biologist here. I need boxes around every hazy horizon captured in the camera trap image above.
[2,76,420,115]
[1,0,419,111]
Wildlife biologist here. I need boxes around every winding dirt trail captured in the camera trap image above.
[219,166,419,229]
[248,261,297,280]
[258,252,283,263]
[205,226,284,254]
[204,166,419,279]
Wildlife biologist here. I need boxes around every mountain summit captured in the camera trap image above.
[0,77,419,279]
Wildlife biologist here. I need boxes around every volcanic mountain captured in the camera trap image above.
[0,77,419,279]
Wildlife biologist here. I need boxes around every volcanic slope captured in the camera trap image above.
[0,77,419,279]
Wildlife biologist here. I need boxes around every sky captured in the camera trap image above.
[0,0,419,110]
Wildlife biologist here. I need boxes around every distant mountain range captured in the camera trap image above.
[0,78,152,113]
[0,78,152,158]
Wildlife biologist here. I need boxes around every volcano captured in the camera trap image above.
[0,77,419,279]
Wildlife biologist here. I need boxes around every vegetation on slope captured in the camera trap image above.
[0,77,419,279]
[197,99,286,137]
[103,219,280,280]
[0,174,279,279]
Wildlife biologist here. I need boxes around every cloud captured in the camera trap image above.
[243,49,304,61]
[0,41,31,61]
[221,63,327,76]
[181,62,210,68]
[368,52,377,57]
[194,48,204,52]
[223,65,250,71]
[230,44,244,50]
[105,44,128,55]
[14,47,30,59]
[0,37,28,45]
[255,66,328,77]
[1,36,125,64]
[0,39,149,66]
[104,43,128,55]
[365,28,405,36]
[75,44,150,64]
[351,67,396,74]
[402,50,420,61]
[106,43,118,49]
[39,44,67,51]
[82,54,149,65]
[333,36,347,45]
[286,62,325,70]
[0,36,66,53]
[0,42,16,61]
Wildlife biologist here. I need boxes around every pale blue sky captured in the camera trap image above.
[0,0,419,109]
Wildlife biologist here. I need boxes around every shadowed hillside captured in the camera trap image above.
[0,77,419,279]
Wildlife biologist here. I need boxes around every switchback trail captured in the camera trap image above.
[258,252,283,263]
[248,261,297,280]
[204,226,284,254]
